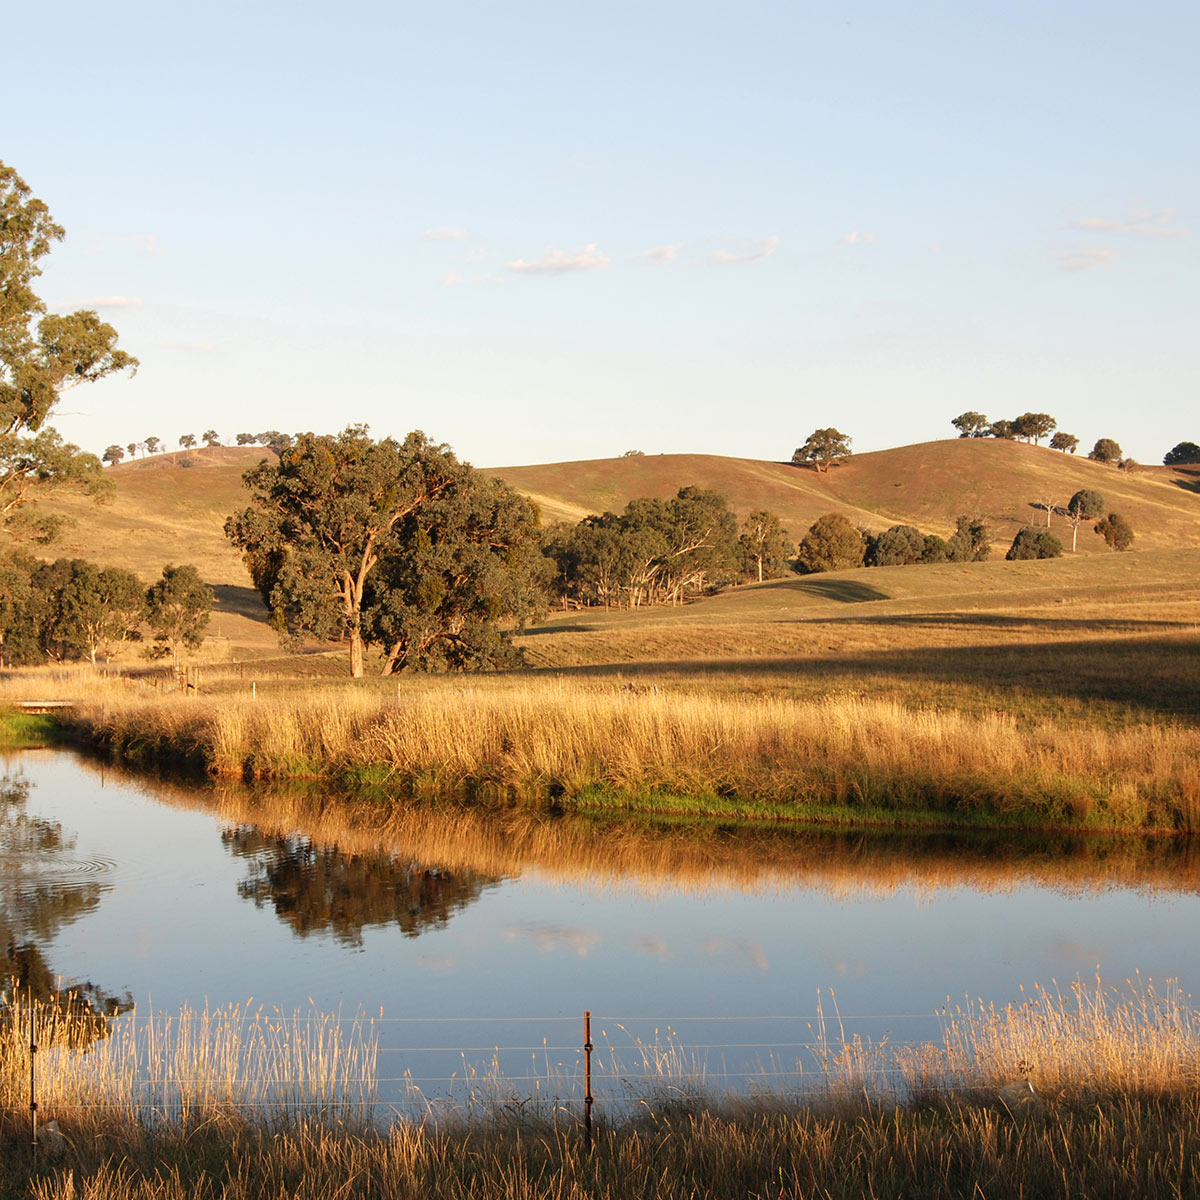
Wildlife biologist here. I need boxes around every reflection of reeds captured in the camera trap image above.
[34,677,1200,831]
[4,979,1200,1200]
[119,767,1200,901]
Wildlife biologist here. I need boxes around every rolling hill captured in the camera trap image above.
[30,438,1200,660]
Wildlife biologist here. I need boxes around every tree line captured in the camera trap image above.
[0,559,212,668]
[102,431,293,466]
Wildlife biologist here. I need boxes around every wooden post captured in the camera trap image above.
[584,1010,593,1149]
[29,991,38,1158]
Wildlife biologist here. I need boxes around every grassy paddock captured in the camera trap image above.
[3,979,1199,1199]
[19,674,1200,832]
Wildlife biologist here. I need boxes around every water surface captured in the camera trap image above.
[5,748,1200,1107]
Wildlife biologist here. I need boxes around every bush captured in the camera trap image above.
[1006,528,1063,560]
[866,525,925,567]
[796,513,864,573]
[1094,512,1134,551]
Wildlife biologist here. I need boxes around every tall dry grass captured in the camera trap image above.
[4,979,1200,1200]
[36,676,1200,831]
[0,993,377,1136]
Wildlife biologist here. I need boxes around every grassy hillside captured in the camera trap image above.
[485,439,1200,552]
[27,438,1200,665]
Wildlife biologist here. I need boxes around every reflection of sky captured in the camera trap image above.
[10,750,1200,1102]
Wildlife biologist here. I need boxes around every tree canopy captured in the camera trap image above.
[1065,489,1104,552]
[1089,438,1122,464]
[951,412,989,438]
[791,428,851,473]
[1094,512,1134,552]
[146,564,213,666]
[738,509,793,583]
[1011,412,1056,444]
[1164,441,1200,466]
[796,513,864,573]
[1,160,137,541]
[1050,432,1079,453]
[227,426,545,676]
[1006,528,1062,560]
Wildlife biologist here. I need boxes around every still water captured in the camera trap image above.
[5,747,1200,1107]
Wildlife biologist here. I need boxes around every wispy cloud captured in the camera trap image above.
[506,243,610,275]
[1057,246,1119,273]
[86,234,166,258]
[640,243,683,265]
[1069,209,1189,240]
[700,936,769,970]
[440,272,463,287]
[712,235,779,265]
[502,922,602,957]
[423,226,468,242]
[76,295,143,309]
[836,231,876,246]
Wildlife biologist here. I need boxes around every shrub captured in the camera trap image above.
[1006,528,1063,560]
[1094,512,1134,551]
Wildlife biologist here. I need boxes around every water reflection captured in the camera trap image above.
[0,770,130,1041]
[221,827,502,946]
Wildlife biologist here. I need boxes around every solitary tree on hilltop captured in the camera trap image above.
[951,412,989,438]
[1164,441,1200,466]
[126,442,137,459]
[1050,432,1079,453]
[1089,438,1122,464]
[144,436,161,456]
[179,433,196,450]
[202,430,221,447]
[102,445,125,466]
[792,429,852,473]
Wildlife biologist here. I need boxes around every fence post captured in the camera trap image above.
[29,991,38,1160]
[583,1010,593,1149]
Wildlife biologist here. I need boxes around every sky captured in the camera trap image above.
[7,0,1197,468]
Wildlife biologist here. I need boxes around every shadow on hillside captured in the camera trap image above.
[522,623,596,637]
[535,634,1200,717]
[212,584,269,620]
[1172,477,1200,495]
[805,612,1192,635]
[752,578,891,603]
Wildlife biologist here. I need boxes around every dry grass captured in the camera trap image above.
[4,979,1200,1199]
[20,675,1199,832]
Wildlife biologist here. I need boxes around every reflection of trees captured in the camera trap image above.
[1,771,131,1045]
[221,826,500,946]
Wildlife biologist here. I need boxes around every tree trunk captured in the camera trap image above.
[756,556,763,583]
[349,628,364,678]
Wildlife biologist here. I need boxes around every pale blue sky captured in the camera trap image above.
[9,0,1197,466]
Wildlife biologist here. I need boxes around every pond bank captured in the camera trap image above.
[8,676,1198,835]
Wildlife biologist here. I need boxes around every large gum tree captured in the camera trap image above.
[226,426,546,678]
[1,160,137,542]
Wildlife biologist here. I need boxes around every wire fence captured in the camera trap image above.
[4,992,957,1153]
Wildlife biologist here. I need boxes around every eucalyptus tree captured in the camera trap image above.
[1065,489,1105,551]
[227,426,544,676]
[739,509,793,582]
[146,564,213,666]
[792,428,852,473]
[0,159,137,541]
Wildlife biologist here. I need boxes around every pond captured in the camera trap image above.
[4,747,1200,1114]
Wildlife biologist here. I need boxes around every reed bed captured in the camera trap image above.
[0,995,377,1136]
[4,979,1200,1199]
[39,677,1200,832]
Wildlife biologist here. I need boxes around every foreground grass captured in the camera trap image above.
[3,979,1199,1200]
[13,674,1198,833]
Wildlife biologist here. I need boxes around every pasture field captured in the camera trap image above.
[7,439,1199,831]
